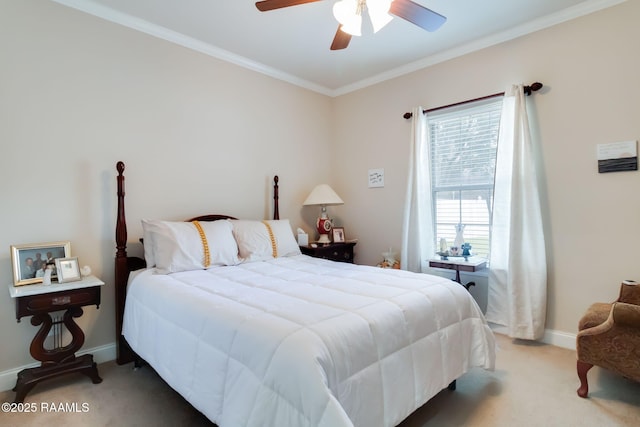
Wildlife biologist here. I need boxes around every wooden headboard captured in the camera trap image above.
[114,161,280,364]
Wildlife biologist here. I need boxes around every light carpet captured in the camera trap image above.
[1,333,639,426]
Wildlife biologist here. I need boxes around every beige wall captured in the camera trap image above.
[1,0,638,383]
[332,1,640,336]
[0,0,331,374]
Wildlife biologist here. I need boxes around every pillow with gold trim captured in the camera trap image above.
[141,219,239,274]
[231,219,301,263]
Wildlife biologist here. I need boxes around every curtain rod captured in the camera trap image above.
[403,82,543,119]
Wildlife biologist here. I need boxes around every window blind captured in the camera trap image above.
[428,98,502,258]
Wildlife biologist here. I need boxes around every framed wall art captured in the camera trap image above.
[368,168,385,188]
[11,241,71,286]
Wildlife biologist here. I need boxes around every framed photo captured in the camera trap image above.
[11,241,71,286]
[332,227,345,243]
[55,257,81,283]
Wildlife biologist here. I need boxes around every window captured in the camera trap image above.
[427,98,502,259]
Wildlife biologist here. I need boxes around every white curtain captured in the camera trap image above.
[486,84,547,340]
[401,107,434,273]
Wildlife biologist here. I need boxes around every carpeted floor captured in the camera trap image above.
[1,333,639,427]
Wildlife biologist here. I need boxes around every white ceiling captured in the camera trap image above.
[54,0,625,96]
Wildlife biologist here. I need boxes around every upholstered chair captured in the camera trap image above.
[576,281,640,397]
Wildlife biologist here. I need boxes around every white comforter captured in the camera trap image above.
[123,255,495,427]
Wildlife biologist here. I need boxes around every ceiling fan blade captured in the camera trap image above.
[330,26,352,50]
[389,0,447,32]
[255,0,322,12]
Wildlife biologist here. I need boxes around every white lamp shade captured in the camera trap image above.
[303,184,344,206]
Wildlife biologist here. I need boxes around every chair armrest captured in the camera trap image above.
[578,302,640,338]
[612,302,640,327]
[577,308,614,338]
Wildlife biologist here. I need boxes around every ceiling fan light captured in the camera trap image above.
[332,0,357,26]
[333,0,362,36]
[341,14,362,36]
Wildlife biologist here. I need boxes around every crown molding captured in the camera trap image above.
[51,0,334,96]
[331,0,627,96]
[53,0,626,98]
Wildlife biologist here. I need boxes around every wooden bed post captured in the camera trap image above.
[115,161,135,365]
[273,175,279,220]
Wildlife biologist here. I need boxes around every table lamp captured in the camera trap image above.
[303,184,344,245]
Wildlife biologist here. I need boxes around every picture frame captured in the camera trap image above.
[368,168,385,188]
[55,257,81,284]
[11,241,71,286]
[332,227,345,243]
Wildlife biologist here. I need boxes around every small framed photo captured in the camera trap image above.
[11,241,71,286]
[55,257,81,283]
[332,227,345,243]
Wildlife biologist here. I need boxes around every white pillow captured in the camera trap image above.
[141,219,157,267]
[141,219,240,273]
[231,219,301,262]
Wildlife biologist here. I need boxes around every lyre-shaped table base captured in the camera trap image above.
[13,297,103,403]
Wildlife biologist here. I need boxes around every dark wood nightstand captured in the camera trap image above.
[300,242,356,263]
[8,275,105,403]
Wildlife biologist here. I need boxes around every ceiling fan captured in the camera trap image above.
[255,0,447,50]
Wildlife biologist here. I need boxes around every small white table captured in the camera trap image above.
[8,275,105,403]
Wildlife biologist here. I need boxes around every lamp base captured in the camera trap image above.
[317,233,331,245]
[316,216,333,245]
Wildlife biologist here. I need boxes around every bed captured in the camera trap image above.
[114,161,495,427]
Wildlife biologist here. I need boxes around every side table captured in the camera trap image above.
[8,275,105,403]
[428,257,487,290]
[300,241,356,263]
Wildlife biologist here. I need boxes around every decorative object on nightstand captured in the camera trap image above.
[454,223,465,249]
[303,184,344,245]
[54,257,82,283]
[42,265,53,285]
[377,247,400,269]
[10,241,71,286]
[300,241,356,263]
[296,228,309,246]
[461,243,472,257]
[437,242,472,262]
[332,227,345,243]
[8,275,105,403]
[81,265,92,276]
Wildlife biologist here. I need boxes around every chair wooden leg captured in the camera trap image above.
[577,360,593,398]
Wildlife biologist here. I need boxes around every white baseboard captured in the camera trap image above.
[542,329,576,350]
[490,324,576,350]
[0,342,116,393]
